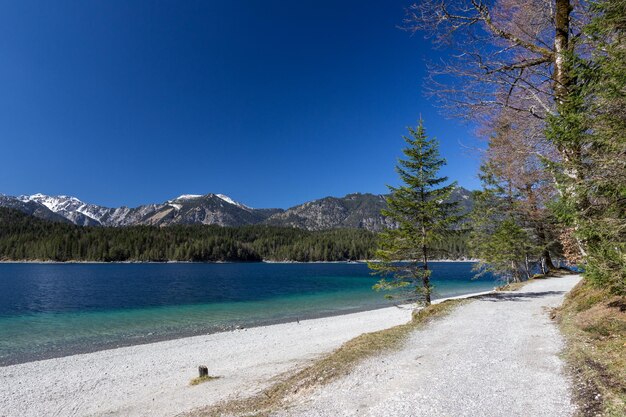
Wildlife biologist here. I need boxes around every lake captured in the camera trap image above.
[0,262,495,365]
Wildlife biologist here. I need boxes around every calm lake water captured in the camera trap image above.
[0,262,495,365]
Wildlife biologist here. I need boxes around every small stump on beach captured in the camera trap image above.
[190,365,220,386]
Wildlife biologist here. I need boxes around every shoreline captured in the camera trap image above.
[0,288,495,417]
[0,301,396,367]
[0,287,494,367]
[1,303,415,417]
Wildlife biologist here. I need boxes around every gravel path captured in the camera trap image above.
[277,275,581,417]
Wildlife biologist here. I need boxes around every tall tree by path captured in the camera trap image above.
[369,120,461,305]
[547,0,626,294]
[475,112,562,274]
[469,160,543,283]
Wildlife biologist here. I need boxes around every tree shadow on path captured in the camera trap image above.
[476,291,566,302]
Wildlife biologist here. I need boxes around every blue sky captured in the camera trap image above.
[0,0,482,209]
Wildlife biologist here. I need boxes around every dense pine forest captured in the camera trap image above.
[0,208,470,262]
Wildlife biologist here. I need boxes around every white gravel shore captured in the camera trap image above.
[0,305,413,417]
[276,275,582,417]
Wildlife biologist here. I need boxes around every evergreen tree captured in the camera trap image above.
[546,0,626,294]
[368,120,460,305]
[469,179,539,284]
[582,0,626,294]
[468,155,551,283]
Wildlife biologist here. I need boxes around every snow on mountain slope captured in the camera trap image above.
[18,194,103,226]
[216,194,251,210]
[19,193,73,212]
[172,194,203,201]
[0,195,71,224]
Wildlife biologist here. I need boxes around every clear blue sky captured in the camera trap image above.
[0,0,482,209]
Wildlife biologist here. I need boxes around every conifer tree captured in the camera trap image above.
[547,0,626,294]
[369,120,460,305]
[469,171,539,284]
[582,0,626,294]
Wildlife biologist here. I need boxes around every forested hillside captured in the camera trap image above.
[0,208,470,262]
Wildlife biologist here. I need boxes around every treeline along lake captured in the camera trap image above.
[0,207,470,262]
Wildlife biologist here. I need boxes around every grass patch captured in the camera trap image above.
[555,280,626,416]
[190,375,221,386]
[188,299,466,417]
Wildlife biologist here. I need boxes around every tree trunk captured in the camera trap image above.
[554,0,571,104]
[553,0,591,259]
[536,223,556,271]
[511,260,520,283]
[542,249,556,271]
[524,254,532,280]
[423,243,431,305]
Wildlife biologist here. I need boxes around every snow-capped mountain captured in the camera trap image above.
[0,194,71,224]
[0,188,474,231]
[169,193,252,210]
[18,194,110,226]
[138,193,272,227]
[2,193,275,227]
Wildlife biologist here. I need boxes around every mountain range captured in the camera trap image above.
[0,188,473,231]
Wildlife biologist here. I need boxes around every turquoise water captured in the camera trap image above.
[0,262,495,365]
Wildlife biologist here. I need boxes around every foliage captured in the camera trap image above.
[546,0,626,295]
[469,181,540,283]
[369,120,461,305]
[580,0,626,295]
[469,155,552,283]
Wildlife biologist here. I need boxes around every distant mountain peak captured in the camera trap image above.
[18,193,85,211]
[169,193,252,210]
